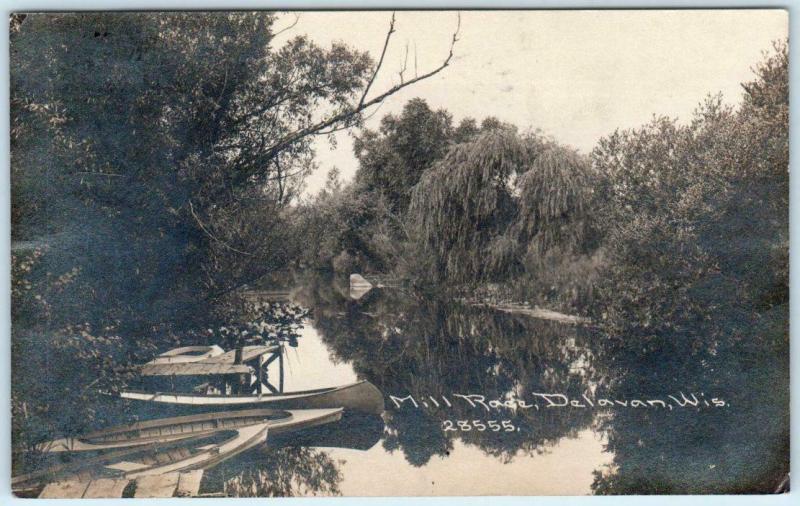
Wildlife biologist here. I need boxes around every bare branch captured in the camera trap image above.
[399,42,409,84]
[227,11,461,191]
[273,13,300,38]
[449,12,462,61]
[262,12,460,160]
[316,101,386,135]
[414,42,418,78]
[358,12,396,109]
[263,165,310,183]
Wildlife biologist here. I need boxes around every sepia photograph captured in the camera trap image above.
[8,8,790,498]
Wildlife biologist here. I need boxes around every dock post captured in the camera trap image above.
[256,356,263,395]
[278,345,284,393]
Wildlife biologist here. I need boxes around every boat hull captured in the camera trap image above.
[37,408,342,453]
[120,380,384,415]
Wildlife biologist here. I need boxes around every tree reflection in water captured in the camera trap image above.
[195,272,787,496]
[297,274,597,467]
[297,273,788,493]
[204,446,343,497]
[589,304,789,494]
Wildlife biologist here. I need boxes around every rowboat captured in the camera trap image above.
[37,407,343,453]
[120,379,384,415]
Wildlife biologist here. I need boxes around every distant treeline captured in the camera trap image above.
[296,41,787,320]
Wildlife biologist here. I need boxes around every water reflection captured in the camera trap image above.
[207,446,344,497]
[293,273,788,495]
[589,304,790,494]
[291,274,610,492]
[206,275,612,496]
[18,273,786,496]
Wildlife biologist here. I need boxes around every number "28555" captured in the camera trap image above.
[442,419,517,432]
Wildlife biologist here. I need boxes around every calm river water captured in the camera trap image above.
[21,275,786,497]
[201,276,788,496]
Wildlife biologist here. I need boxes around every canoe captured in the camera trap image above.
[17,427,260,496]
[120,380,384,415]
[13,408,343,493]
[37,407,343,453]
[121,422,270,477]
[15,432,231,492]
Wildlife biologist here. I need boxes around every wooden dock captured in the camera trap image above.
[140,344,279,377]
[38,470,204,498]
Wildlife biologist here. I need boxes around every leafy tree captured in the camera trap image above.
[12,11,460,322]
[354,98,455,213]
[408,126,592,286]
[12,12,372,320]
[10,11,460,455]
[590,41,788,494]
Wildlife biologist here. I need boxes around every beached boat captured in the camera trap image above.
[120,380,384,416]
[37,407,343,453]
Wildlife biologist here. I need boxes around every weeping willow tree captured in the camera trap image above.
[514,145,593,262]
[407,127,594,286]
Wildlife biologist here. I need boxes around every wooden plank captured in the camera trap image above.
[106,461,151,472]
[278,347,284,392]
[175,470,204,497]
[83,478,129,498]
[140,362,252,377]
[39,480,90,498]
[134,473,180,498]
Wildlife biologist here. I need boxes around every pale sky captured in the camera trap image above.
[269,10,788,196]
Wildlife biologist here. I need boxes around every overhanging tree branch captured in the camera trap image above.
[233,12,462,187]
[358,12,396,109]
[273,12,300,38]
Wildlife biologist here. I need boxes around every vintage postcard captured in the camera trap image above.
[10,9,789,497]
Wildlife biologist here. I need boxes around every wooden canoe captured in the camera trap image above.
[120,380,384,415]
[14,408,343,493]
[37,407,342,453]
[122,422,270,478]
[16,429,244,497]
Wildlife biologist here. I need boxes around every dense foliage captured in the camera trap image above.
[9,11,437,454]
[11,12,376,325]
[294,99,489,274]
[295,42,789,493]
[589,41,788,494]
[299,101,597,311]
